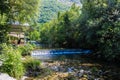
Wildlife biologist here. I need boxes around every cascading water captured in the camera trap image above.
[31,49,91,60]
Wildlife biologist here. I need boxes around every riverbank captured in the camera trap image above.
[24,56,120,80]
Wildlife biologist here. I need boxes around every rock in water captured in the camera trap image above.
[0,73,16,80]
[80,69,84,73]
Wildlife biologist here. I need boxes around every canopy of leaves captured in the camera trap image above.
[8,0,41,24]
[0,0,40,43]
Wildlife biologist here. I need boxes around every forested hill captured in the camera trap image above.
[38,0,80,23]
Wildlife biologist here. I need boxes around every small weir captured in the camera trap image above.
[31,49,91,59]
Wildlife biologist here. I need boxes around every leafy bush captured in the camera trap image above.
[23,56,41,77]
[18,44,34,56]
[0,43,24,79]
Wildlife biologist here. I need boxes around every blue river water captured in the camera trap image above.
[31,49,91,60]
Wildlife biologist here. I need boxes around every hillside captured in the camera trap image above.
[38,0,80,23]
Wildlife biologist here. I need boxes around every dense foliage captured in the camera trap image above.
[0,44,24,79]
[0,24,9,43]
[39,1,120,61]
[79,0,120,61]
[0,0,40,43]
[0,0,10,43]
[39,4,80,48]
[0,0,40,24]
[7,0,40,23]
[29,30,40,41]
[18,44,34,56]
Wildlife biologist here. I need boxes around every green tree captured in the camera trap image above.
[29,30,40,41]
[8,0,41,23]
[79,0,120,61]
[39,4,80,48]
[0,0,10,43]
[0,0,41,43]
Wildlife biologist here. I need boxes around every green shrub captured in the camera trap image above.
[23,57,41,70]
[0,43,24,79]
[23,57,41,77]
[18,44,34,56]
